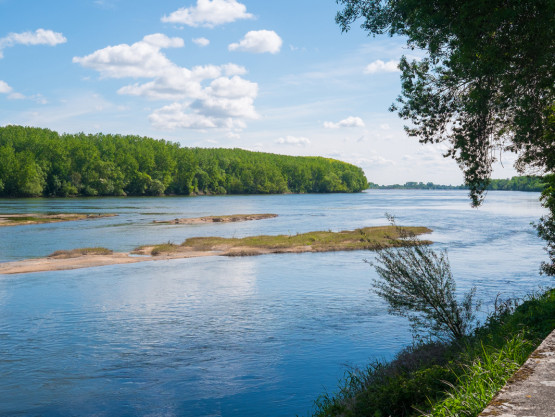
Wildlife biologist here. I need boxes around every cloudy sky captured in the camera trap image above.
[0,0,517,185]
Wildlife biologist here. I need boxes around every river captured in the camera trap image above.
[0,190,551,416]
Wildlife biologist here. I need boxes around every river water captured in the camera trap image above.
[0,190,551,416]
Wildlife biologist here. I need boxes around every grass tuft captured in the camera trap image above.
[48,247,113,258]
[151,242,180,256]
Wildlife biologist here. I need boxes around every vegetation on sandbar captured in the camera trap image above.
[0,213,115,227]
[136,226,432,257]
[153,213,277,225]
[48,247,114,258]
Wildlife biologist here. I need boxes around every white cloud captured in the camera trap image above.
[192,37,210,47]
[221,63,247,76]
[205,75,258,99]
[149,103,248,130]
[75,34,259,131]
[143,33,184,48]
[275,136,311,146]
[116,66,254,103]
[0,80,47,102]
[8,92,25,100]
[341,153,395,167]
[364,59,399,74]
[73,34,184,78]
[0,29,66,58]
[229,30,282,54]
[0,80,12,94]
[1,29,66,47]
[324,116,365,129]
[162,0,253,28]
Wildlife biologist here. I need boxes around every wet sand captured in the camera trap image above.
[0,250,218,275]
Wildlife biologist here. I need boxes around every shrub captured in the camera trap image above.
[372,219,479,341]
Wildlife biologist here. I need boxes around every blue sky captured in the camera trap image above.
[0,0,517,184]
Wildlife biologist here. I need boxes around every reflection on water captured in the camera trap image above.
[0,190,551,416]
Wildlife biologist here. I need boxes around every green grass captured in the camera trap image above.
[151,242,180,256]
[181,226,432,253]
[7,216,48,223]
[309,288,555,417]
[48,247,113,258]
[196,213,276,222]
[426,335,531,417]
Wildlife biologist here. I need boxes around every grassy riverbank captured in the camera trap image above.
[310,288,555,417]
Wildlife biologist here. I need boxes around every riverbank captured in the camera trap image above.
[0,225,431,274]
[310,288,555,417]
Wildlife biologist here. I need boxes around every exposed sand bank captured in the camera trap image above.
[0,225,431,275]
[0,213,116,227]
[0,250,217,275]
[152,213,277,225]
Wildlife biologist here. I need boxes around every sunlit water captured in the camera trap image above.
[0,190,551,416]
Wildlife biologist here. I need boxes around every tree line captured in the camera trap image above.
[0,125,368,197]
[369,176,546,192]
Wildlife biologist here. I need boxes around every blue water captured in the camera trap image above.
[0,190,551,416]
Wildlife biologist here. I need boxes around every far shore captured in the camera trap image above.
[0,225,431,275]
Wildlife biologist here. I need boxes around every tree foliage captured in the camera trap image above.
[0,126,368,197]
[336,0,554,202]
[536,174,555,275]
[337,0,555,274]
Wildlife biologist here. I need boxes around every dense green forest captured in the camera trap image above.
[0,126,368,197]
[370,176,545,192]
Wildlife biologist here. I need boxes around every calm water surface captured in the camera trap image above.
[0,190,551,416]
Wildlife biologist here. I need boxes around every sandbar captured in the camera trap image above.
[0,213,116,227]
[0,225,431,275]
[152,213,277,225]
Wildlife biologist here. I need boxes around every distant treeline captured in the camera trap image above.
[0,126,368,197]
[370,176,546,192]
[369,181,467,190]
